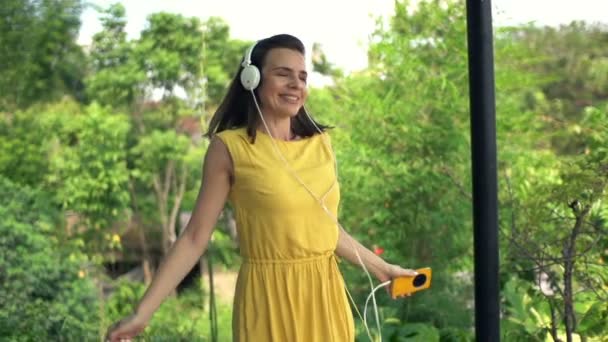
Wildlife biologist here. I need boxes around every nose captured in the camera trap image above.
[288,75,305,89]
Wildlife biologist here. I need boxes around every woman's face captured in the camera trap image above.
[258,48,308,118]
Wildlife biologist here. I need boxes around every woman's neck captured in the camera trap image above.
[258,116,296,141]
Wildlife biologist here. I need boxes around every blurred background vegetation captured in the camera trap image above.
[0,0,606,341]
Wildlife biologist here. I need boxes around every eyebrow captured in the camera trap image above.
[272,66,308,77]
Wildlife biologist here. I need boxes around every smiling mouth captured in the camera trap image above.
[280,95,299,103]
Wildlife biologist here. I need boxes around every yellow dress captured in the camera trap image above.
[216,127,355,342]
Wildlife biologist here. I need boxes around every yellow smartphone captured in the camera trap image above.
[390,267,432,299]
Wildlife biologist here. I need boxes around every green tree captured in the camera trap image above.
[492,20,608,342]
[312,42,343,78]
[305,2,479,338]
[307,0,595,339]
[0,0,86,110]
[199,17,251,112]
[0,175,100,340]
[503,22,608,154]
[502,105,608,341]
[86,3,145,108]
[47,102,131,254]
[131,130,206,256]
[136,12,204,99]
[0,105,57,187]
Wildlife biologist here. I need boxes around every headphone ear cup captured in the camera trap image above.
[240,65,260,90]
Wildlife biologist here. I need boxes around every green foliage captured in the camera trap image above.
[312,42,343,78]
[105,279,148,319]
[308,1,608,340]
[208,229,241,269]
[501,277,553,341]
[502,22,608,154]
[200,17,252,109]
[0,107,52,187]
[2,0,608,339]
[500,277,608,341]
[508,22,608,112]
[0,175,100,341]
[86,3,146,108]
[136,13,204,96]
[131,130,191,182]
[89,3,129,68]
[130,127,205,218]
[499,104,607,340]
[577,301,608,338]
[84,9,250,112]
[363,314,446,342]
[309,1,475,335]
[105,280,233,341]
[47,102,132,252]
[0,0,86,110]
[1,98,133,254]
[129,126,206,255]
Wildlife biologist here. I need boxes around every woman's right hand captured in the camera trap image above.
[104,313,149,342]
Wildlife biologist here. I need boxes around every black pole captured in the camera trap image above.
[465,0,500,341]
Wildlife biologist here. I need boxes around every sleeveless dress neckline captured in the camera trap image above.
[254,128,323,144]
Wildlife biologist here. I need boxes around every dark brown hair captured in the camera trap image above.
[204,34,330,142]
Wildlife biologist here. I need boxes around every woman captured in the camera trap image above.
[105,34,415,342]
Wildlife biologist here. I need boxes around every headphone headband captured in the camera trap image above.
[241,42,257,68]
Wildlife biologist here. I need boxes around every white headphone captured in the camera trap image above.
[240,42,261,91]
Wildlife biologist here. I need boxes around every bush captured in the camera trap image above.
[0,176,100,341]
[105,279,233,341]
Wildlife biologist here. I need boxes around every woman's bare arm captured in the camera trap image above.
[134,137,233,321]
[335,227,416,283]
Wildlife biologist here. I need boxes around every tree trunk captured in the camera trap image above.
[562,204,590,342]
[129,181,153,285]
[562,257,574,342]
[166,165,187,251]
[139,227,153,285]
[207,247,218,342]
[152,161,173,256]
[548,299,561,342]
[153,160,188,257]
[199,255,208,308]
[224,207,238,245]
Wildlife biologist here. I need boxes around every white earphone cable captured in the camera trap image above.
[250,91,388,341]
[364,281,392,331]
[303,105,388,339]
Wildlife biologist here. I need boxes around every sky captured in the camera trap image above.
[78,0,607,85]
